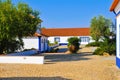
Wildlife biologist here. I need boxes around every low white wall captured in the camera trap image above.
[0,56,44,64]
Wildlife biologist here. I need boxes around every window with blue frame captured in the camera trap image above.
[80,37,90,42]
[54,37,60,42]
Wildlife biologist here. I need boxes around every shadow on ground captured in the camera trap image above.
[43,53,92,63]
[0,77,71,80]
[57,48,68,53]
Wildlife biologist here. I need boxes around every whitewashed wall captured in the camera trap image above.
[48,36,93,45]
[116,14,120,58]
[48,36,73,44]
[23,37,39,50]
[59,36,72,44]
[23,36,48,52]
[48,37,55,43]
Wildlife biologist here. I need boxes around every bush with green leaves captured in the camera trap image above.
[93,48,104,55]
[0,39,24,54]
[90,15,116,56]
[67,37,80,53]
[93,37,116,55]
[100,38,116,55]
[86,42,102,47]
[48,40,59,46]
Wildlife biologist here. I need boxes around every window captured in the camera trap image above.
[54,37,60,42]
[80,37,90,42]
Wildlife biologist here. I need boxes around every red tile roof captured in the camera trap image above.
[41,28,90,36]
[110,0,119,11]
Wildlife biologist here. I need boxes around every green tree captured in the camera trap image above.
[0,0,42,54]
[90,15,116,55]
[90,15,111,42]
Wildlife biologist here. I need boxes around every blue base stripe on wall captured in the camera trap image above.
[116,57,120,68]
[59,43,68,45]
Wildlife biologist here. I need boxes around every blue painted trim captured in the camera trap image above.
[43,39,45,52]
[59,43,68,45]
[113,10,120,16]
[116,11,120,16]
[113,10,117,16]
[47,40,49,51]
[38,36,41,53]
[116,57,120,68]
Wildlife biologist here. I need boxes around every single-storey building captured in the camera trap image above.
[23,27,93,53]
[110,0,120,68]
[41,28,94,45]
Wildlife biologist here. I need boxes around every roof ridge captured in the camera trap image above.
[43,27,90,29]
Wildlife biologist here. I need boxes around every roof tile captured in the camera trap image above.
[41,28,90,36]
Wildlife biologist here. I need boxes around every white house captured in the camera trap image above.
[110,0,120,68]
[41,28,94,45]
[23,33,48,53]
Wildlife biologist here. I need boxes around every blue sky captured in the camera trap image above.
[13,0,115,28]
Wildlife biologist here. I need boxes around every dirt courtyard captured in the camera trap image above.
[0,52,120,80]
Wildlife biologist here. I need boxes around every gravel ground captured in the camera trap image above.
[0,52,120,80]
[0,46,120,80]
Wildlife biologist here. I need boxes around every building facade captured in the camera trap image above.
[23,27,93,53]
[110,0,120,68]
[23,33,48,53]
[41,28,94,45]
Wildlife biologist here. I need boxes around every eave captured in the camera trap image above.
[110,0,119,11]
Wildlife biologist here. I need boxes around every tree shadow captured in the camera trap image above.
[44,53,92,63]
[0,76,71,80]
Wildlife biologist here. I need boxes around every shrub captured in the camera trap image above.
[86,42,102,47]
[54,41,58,44]
[67,37,80,53]
[93,38,116,55]
[48,40,59,46]
[0,39,23,54]
[100,38,116,55]
[93,48,104,55]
